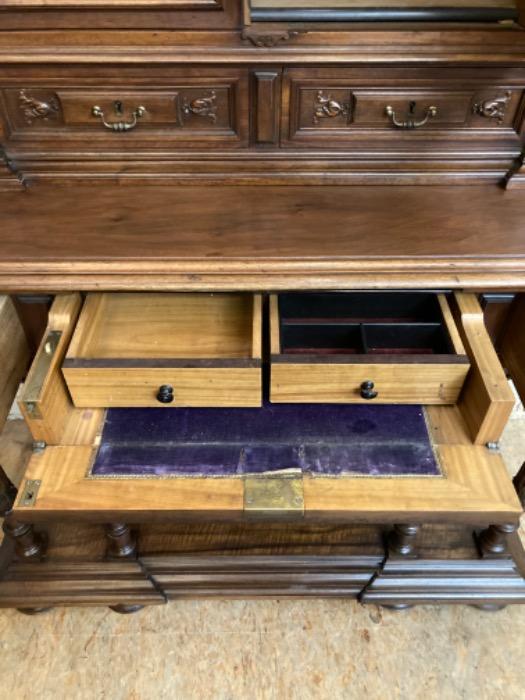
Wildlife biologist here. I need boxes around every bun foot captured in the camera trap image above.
[109,603,144,615]
[17,607,53,615]
[471,603,506,611]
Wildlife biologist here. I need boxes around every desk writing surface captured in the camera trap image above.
[1,185,525,290]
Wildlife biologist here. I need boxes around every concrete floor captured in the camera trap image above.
[0,410,524,700]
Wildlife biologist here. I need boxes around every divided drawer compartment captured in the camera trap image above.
[270,292,470,404]
[62,293,262,408]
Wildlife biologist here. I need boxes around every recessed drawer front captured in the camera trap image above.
[270,292,470,404]
[62,293,262,408]
[282,68,523,147]
[2,73,248,147]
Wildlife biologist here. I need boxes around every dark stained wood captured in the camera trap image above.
[388,524,420,558]
[360,557,525,607]
[0,560,166,610]
[477,523,517,557]
[253,70,280,144]
[12,295,52,356]
[2,185,525,291]
[513,463,525,508]
[2,512,45,560]
[105,523,137,559]
[480,293,515,346]
[0,465,17,516]
[499,294,525,403]
[0,521,524,607]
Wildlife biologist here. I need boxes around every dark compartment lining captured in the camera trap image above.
[279,293,456,357]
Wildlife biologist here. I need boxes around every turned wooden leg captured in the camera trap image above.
[513,462,525,507]
[477,523,517,558]
[105,522,137,559]
[388,524,420,558]
[2,512,45,560]
[105,523,142,615]
[379,524,420,611]
[0,465,17,516]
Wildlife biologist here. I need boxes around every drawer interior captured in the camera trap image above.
[61,292,263,409]
[277,292,458,357]
[66,292,259,362]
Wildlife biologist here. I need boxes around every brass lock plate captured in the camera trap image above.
[243,474,304,520]
[19,479,41,507]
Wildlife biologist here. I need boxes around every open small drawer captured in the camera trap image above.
[270,292,470,405]
[61,293,263,408]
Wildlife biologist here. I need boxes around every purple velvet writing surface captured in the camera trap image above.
[90,403,441,478]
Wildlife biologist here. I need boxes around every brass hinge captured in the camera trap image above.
[244,472,304,520]
[19,479,41,507]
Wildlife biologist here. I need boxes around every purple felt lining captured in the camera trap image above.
[90,403,441,478]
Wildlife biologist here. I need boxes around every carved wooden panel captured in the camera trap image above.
[282,67,524,149]
[1,74,248,147]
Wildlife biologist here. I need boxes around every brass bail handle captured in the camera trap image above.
[92,100,147,132]
[385,101,437,130]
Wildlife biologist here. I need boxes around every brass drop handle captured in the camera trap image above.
[360,380,378,400]
[92,104,146,132]
[385,102,437,130]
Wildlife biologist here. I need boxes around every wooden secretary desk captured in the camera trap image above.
[1,0,525,612]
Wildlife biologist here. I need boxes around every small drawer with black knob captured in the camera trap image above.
[61,292,262,408]
[269,292,470,404]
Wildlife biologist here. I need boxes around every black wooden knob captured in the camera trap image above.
[360,380,378,400]
[157,384,174,404]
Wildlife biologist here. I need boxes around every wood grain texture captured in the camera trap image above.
[0,296,29,432]
[2,186,525,291]
[66,293,258,359]
[11,406,522,524]
[270,362,469,404]
[63,367,262,407]
[454,292,515,445]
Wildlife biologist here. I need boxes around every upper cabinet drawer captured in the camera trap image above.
[282,68,524,147]
[270,292,470,404]
[2,70,249,147]
[62,293,262,408]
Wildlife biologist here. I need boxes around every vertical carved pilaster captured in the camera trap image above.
[477,523,517,558]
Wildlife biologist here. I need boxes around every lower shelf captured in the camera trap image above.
[1,522,525,610]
